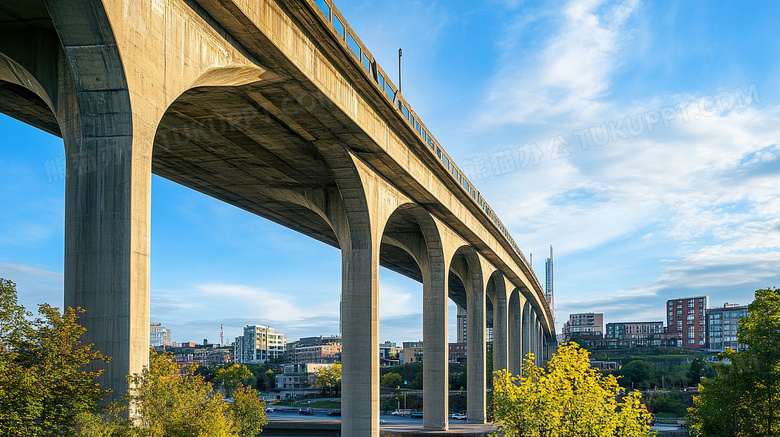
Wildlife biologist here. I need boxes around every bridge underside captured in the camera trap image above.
[0,1,556,436]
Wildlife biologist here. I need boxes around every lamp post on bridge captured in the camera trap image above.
[398,48,402,94]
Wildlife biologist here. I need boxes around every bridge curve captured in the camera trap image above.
[0,0,556,435]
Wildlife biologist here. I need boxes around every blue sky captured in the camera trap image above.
[2,0,780,346]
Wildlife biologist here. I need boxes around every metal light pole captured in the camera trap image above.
[398,48,402,94]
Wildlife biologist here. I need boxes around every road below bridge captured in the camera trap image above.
[264,407,497,436]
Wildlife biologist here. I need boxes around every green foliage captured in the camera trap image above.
[75,350,267,436]
[0,278,112,436]
[129,350,235,436]
[214,364,255,397]
[256,368,277,391]
[688,288,780,436]
[491,343,655,437]
[380,372,403,388]
[229,385,268,437]
[379,362,422,389]
[486,345,494,386]
[644,392,689,417]
[73,403,134,437]
[571,338,592,352]
[619,360,656,390]
[314,363,341,395]
[686,357,714,386]
[449,362,467,391]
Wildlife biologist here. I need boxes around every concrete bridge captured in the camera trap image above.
[0,0,556,435]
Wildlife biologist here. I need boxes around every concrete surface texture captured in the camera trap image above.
[0,1,555,436]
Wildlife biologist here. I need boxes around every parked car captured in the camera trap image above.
[264,406,276,413]
[327,409,341,416]
[410,410,423,418]
[298,408,314,415]
[451,412,467,420]
[391,409,410,416]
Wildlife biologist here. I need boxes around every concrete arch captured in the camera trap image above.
[0,53,63,141]
[508,289,524,375]
[379,203,444,276]
[0,51,60,126]
[0,12,64,137]
[448,245,486,423]
[379,202,448,431]
[485,270,508,373]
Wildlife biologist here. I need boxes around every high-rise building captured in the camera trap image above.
[456,304,467,343]
[150,323,172,347]
[707,302,748,351]
[238,325,286,364]
[545,245,554,312]
[666,296,709,349]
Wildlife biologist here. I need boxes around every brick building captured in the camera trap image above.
[666,296,709,349]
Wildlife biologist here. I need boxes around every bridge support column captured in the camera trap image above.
[423,257,448,431]
[545,338,558,363]
[530,312,538,366]
[522,303,530,362]
[508,293,523,375]
[48,0,153,400]
[466,283,486,424]
[340,240,379,437]
[494,294,508,372]
[62,106,153,399]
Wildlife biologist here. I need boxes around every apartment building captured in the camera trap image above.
[605,321,665,348]
[707,303,748,351]
[238,324,286,364]
[666,296,709,349]
[567,312,604,340]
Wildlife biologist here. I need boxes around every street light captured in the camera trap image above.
[404,380,408,410]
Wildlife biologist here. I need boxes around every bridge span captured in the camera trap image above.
[0,0,556,435]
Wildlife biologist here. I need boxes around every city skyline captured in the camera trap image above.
[2,0,780,346]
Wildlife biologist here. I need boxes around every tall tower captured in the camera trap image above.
[545,245,554,312]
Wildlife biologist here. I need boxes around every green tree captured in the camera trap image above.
[381,372,403,388]
[486,345,494,387]
[686,357,714,387]
[491,343,655,437]
[689,288,780,436]
[0,278,111,436]
[572,338,592,352]
[229,385,268,437]
[619,360,656,390]
[129,350,234,436]
[314,363,342,396]
[76,350,267,436]
[214,364,255,397]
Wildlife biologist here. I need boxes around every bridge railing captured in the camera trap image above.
[310,0,541,289]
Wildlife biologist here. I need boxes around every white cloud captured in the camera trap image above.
[481,0,640,125]
[379,281,419,319]
[0,263,63,311]
[0,263,62,280]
